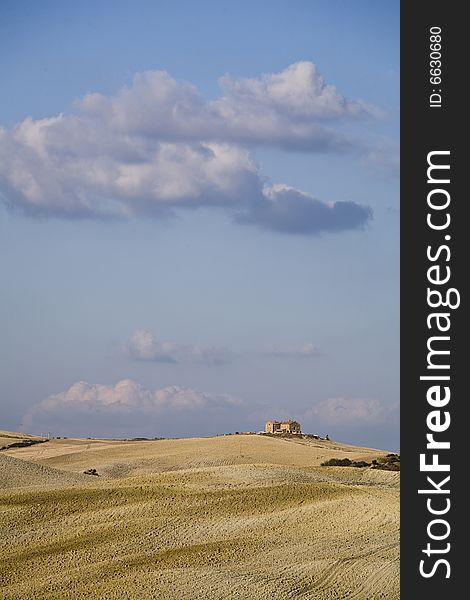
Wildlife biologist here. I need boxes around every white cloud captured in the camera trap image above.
[0,63,374,234]
[124,329,232,366]
[79,62,378,147]
[305,397,390,426]
[22,379,242,433]
[20,381,398,443]
[0,120,260,218]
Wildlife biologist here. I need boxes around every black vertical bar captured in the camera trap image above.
[401,2,465,597]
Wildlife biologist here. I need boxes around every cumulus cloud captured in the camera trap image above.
[0,122,260,218]
[0,63,374,234]
[20,380,398,444]
[79,62,378,147]
[22,379,242,437]
[238,184,372,235]
[124,329,232,366]
[264,341,321,358]
[305,397,391,426]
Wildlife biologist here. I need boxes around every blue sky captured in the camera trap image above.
[0,1,399,449]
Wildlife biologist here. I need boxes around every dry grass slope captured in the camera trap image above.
[0,432,399,599]
[0,430,47,450]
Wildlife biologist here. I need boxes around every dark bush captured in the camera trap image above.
[371,454,400,471]
[83,468,100,476]
[321,458,352,467]
[321,454,400,471]
[1,438,48,450]
[321,458,372,468]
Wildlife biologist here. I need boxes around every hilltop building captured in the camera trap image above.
[265,420,301,434]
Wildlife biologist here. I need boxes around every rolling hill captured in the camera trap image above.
[0,432,399,599]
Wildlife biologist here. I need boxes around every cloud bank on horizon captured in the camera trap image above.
[21,379,243,437]
[22,378,396,440]
[0,62,375,234]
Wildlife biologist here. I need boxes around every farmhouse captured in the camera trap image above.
[265,420,301,434]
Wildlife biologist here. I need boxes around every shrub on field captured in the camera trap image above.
[321,458,372,468]
[372,454,400,471]
[321,458,352,467]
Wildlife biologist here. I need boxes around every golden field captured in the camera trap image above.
[0,432,399,599]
